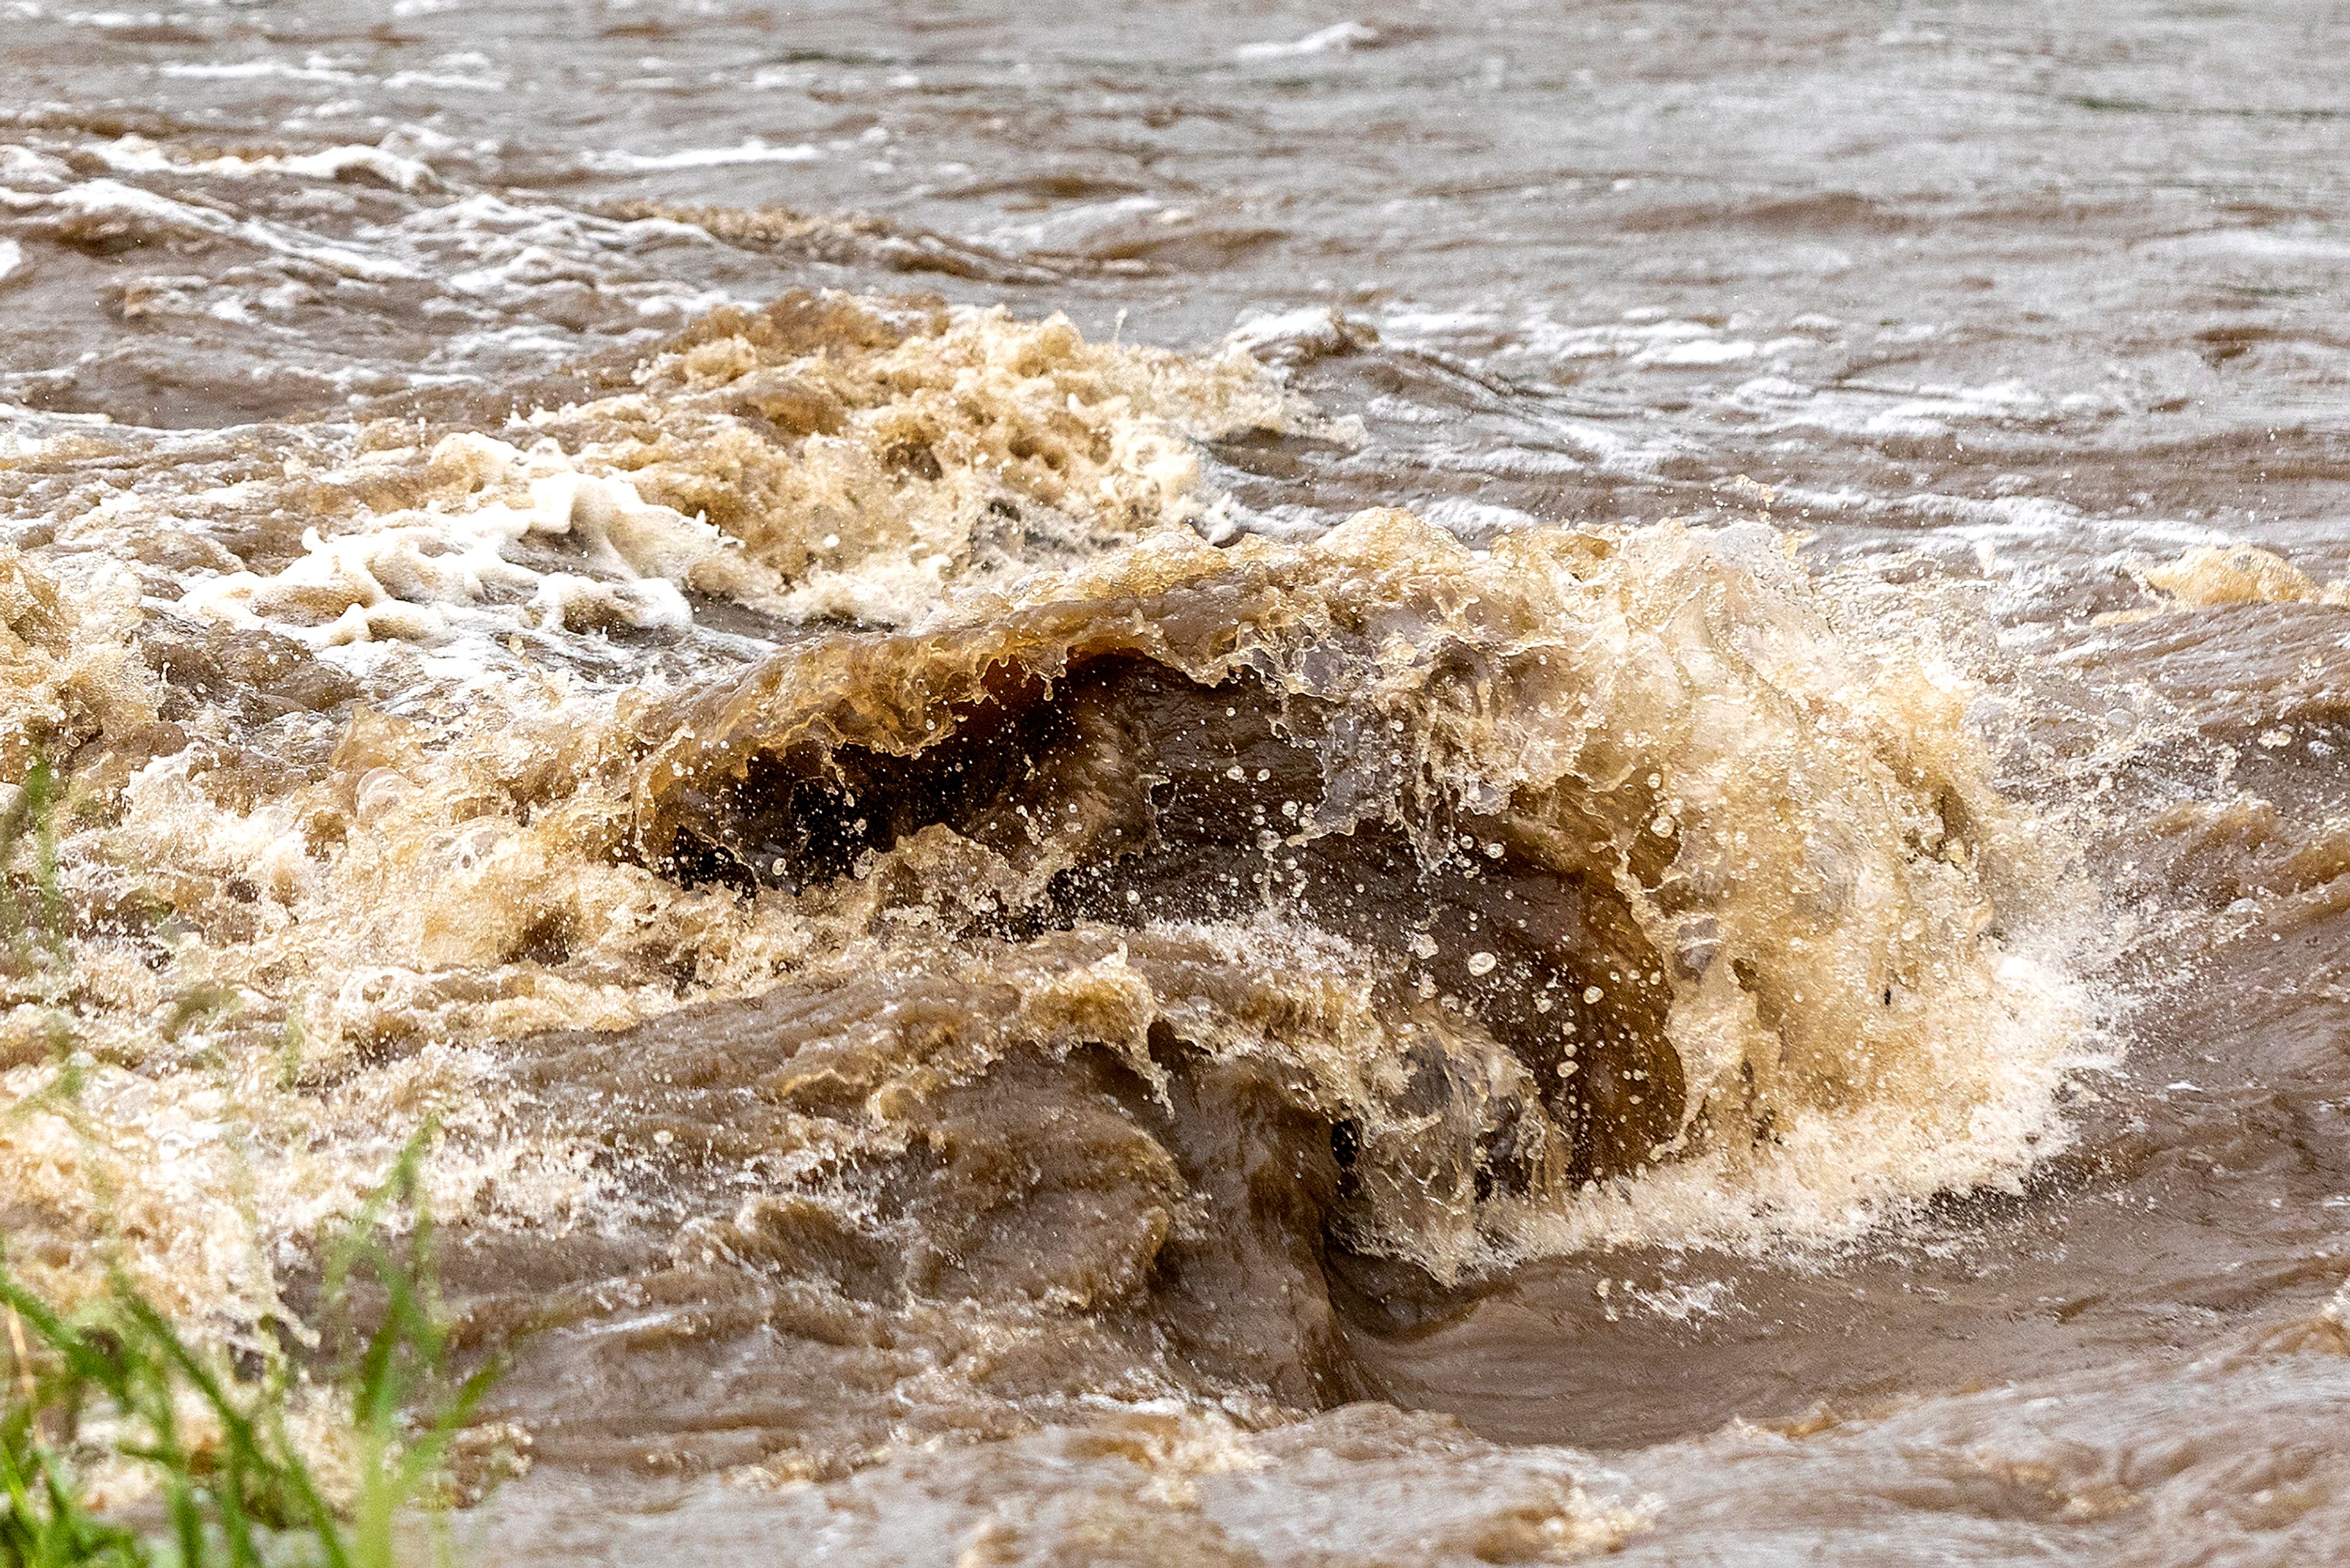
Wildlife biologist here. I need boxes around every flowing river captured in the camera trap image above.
[4,2,2349,1561]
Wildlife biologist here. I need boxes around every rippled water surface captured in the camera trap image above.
[5,2,2350,1562]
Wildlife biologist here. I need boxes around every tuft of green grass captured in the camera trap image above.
[2,1128,507,1568]
[0,758,69,971]
[0,759,509,1567]
[2,1130,506,1568]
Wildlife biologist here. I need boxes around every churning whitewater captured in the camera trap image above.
[7,2,2350,1562]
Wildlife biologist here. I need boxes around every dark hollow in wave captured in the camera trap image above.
[662,651,1684,1189]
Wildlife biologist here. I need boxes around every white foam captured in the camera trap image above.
[1412,496,1546,542]
[979,193,1165,254]
[2146,228,2350,263]
[583,138,823,173]
[381,69,509,92]
[38,177,417,282]
[91,134,441,193]
[175,435,779,649]
[157,57,357,83]
[1638,337,1759,367]
[1236,21,1378,59]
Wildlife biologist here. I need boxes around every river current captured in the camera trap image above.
[4,3,2349,1562]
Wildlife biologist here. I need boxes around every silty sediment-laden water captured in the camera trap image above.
[4,3,2350,1562]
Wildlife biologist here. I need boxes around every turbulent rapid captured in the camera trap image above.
[6,2,2350,1563]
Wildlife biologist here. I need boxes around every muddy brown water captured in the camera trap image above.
[4,2,2350,1562]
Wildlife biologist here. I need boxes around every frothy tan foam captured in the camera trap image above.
[0,291,2095,1466]
[2141,543,2349,609]
[622,509,2097,1263]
